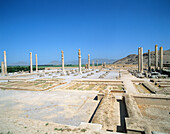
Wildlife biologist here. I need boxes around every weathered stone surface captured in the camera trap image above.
[35,54,38,72]
[78,49,82,74]
[1,62,5,76]
[30,52,33,73]
[3,51,7,75]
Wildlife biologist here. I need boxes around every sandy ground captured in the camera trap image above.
[0,89,99,126]
[0,89,103,134]
[121,71,139,94]
[0,114,120,134]
[2,68,169,133]
[92,93,120,132]
[0,69,123,134]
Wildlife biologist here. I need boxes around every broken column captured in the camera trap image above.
[35,54,38,72]
[148,50,151,72]
[155,45,158,70]
[1,62,5,76]
[88,54,90,70]
[140,47,143,73]
[78,49,82,74]
[61,50,64,72]
[30,52,33,73]
[159,46,163,71]
[3,51,7,75]
[138,48,141,73]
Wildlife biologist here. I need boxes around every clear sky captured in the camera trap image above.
[0,0,170,65]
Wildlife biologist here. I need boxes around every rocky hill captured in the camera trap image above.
[113,49,170,65]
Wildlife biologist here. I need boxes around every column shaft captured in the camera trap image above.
[155,45,158,70]
[61,50,64,72]
[92,60,94,69]
[160,47,163,70]
[78,49,82,73]
[35,54,38,72]
[138,48,141,72]
[88,54,90,70]
[1,62,5,76]
[140,47,143,73]
[4,51,7,75]
[148,50,151,71]
[30,52,33,73]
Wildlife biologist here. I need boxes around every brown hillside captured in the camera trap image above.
[114,49,170,65]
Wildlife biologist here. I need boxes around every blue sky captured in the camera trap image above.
[0,0,170,65]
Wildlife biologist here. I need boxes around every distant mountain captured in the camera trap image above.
[48,60,60,65]
[9,61,29,66]
[113,49,170,65]
[48,58,117,65]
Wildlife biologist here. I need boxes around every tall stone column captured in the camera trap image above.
[140,47,143,73]
[1,62,5,76]
[3,51,7,75]
[78,49,82,74]
[155,45,158,70]
[61,50,64,72]
[103,62,106,68]
[30,52,33,73]
[35,54,38,72]
[138,48,141,73]
[148,50,151,72]
[88,54,90,70]
[92,60,94,69]
[159,47,163,70]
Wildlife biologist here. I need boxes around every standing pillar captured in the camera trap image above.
[148,50,151,72]
[30,52,33,73]
[78,49,82,74]
[92,60,94,70]
[3,51,7,75]
[1,62,5,76]
[103,62,106,68]
[88,54,90,70]
[35,54,38,72]
[159,47,163,71]
[138,48,141,73]
[155,45,158,70]
[61,50,64,72]
[140,47,143,73]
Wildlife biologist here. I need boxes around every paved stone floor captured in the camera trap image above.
[0,89,98,126]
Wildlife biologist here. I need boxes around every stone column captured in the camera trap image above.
[159,46,163,70]
[92,60,94,70]
[78,49,82,74]
[1,62,5,76]
[155,45,158,70]
[140,47,143,73]
[3,51,7,75]
[138,47,141,73]
[61,50,64,72]
[148,50,151,72]
[88,54,90,70]
[103,62,106,68]
[30,52,33,73]
[35,54,38,72]
[85,64,88,69]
